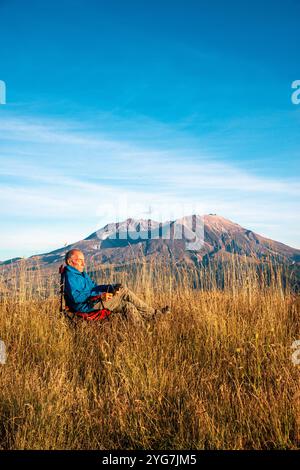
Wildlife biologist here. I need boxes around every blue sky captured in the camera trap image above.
[0,0,299,260]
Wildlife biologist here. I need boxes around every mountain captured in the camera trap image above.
[1,214,299,273]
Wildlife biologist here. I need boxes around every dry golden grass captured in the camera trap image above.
[0,259,299,449]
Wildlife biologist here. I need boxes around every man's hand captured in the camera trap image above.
[101,292,113,302]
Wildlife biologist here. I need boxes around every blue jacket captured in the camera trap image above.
[64,265,104,313]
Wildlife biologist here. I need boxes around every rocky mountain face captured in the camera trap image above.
[1,214,299,271]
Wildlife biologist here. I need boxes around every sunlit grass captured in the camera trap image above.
[0,259,299,449]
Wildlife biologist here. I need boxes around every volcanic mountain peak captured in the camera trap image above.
[0,214,299,273]
[203,214,244,233]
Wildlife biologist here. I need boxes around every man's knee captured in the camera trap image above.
[120,285,129,293]
[118,285,131,298]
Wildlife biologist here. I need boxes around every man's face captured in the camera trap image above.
[69,251,85,272]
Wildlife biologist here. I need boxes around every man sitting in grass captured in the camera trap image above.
[64,249,170,325]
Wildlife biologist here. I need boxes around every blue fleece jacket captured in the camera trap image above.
[64,265,104,313]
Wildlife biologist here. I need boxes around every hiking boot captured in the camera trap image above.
[157,305,171,315]
[161,305,171,314]
[154,305,171,316]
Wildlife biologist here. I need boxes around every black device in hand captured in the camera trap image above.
[98,283,122,294]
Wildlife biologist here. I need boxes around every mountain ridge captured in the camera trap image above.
[1,214,299,271]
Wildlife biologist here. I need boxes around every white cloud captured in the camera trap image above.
[0,113,299,257]
[1,115,299,196]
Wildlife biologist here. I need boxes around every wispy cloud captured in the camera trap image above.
[0,112,299,258]
[1,114,299,193]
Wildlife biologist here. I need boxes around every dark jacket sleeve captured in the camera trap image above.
[90,285,105,295]
[85,274,105,295]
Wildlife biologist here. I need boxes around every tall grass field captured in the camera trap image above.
[0,259,299,449]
